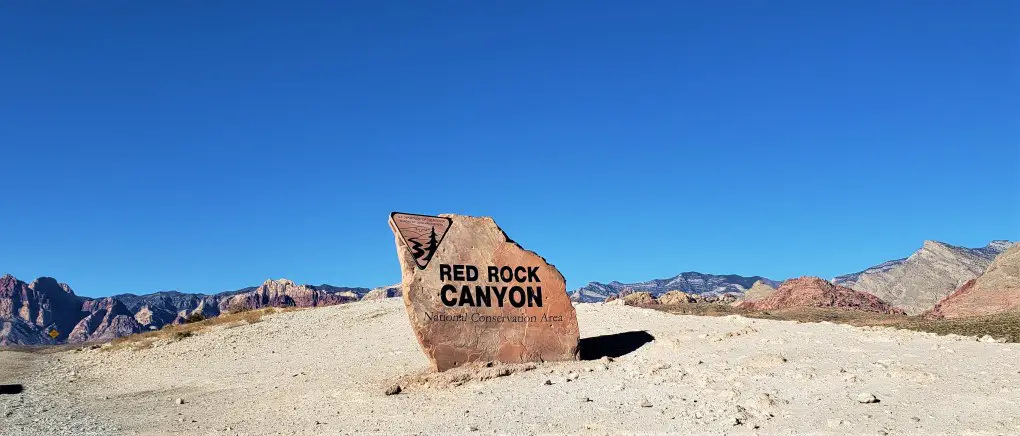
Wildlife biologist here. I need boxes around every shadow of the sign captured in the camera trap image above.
[579,330,655,360]
[0,384,24,395]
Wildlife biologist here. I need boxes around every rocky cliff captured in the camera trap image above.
[833,240,1015,315]
[0,275,84,345]
[571,272,779,302]
[742,277,905,314]
[927,245,1020,319]
[68,298,143,343]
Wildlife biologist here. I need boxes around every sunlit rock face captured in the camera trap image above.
[391,213,579,371]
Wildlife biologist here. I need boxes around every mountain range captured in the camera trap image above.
[569,240,1014,312]
[833,240,1013,315]
[0,276,379,346]
[570,272,780,302]
[2,239,1016,346]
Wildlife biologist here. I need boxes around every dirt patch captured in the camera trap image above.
[105,307,304,351]
[652,303,1020,342]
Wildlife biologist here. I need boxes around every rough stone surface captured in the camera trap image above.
[391,214,580,371]
[927,245,1020,318]
[742,277,905,314]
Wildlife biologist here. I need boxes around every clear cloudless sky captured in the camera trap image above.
[2,1,1018,297]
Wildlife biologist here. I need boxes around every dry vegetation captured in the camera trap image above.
[105,306,303,351]
[652,303,1020,342]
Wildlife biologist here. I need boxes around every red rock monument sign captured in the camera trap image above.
[389,212,580,371]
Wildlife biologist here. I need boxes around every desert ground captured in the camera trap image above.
[2,299,1019,436]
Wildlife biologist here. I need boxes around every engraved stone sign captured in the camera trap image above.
[390,212,580,371]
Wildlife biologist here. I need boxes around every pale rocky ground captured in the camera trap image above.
[2,299,1020,436]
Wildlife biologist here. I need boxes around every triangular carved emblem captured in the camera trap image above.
[390,212,452,270]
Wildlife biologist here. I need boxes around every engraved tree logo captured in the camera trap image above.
[421,226,439,263]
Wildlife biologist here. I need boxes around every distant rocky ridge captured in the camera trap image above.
[571,272,780,302]
[0,275,390,346]
[927,244,1020,319]
[361,284,402,301]
[833,240,1015,315]
[738,277,905,314]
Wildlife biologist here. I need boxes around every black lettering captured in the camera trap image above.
[514,266,527,282]
[458,285,474,306]
[527,266,540,282]
[475,286,491,307]
[440,284,457,307]
[500,266,513,282]
[466,265,478,281]
[527,286,542,307]
[453,264,466,281]
[508,286,525,308]
[487,266,499,282]
[439,264,452,281]
[492,286,508,307]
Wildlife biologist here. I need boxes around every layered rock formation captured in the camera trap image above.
[571,272,779,302]
[833,240,1014,315]
[0,275,84,345]
[742,277,905,314]
[68,298,142,343]
[927,245,1020,318]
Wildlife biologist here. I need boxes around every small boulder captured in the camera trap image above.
[856,393,879,404]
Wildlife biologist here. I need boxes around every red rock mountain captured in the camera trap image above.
[0,275,84,345]
[927,244,1020,319]
[217,279,360,312]
[1,275,375,346]
[740,276,905,314]
[68,298,142,343]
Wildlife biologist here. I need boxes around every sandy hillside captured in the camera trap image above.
[2,299,1020,436]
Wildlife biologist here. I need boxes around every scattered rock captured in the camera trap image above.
[174,398,184,405]
[542,379,552,386]
[384,385,402,395]
[566,371,579,381]
[640,398,653,408]
[467,425,479,432]
[856,393,879,404]
[621,292,658,306]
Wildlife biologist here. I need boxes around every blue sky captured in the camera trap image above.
[2,1,1017,297]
